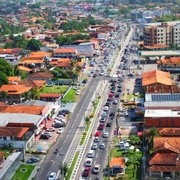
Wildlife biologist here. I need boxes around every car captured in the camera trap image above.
[101,111,107,117]
[39,134,49,139]
[91,143,98,150]
[87,150,95,158]
[111,89,116,93]
[82,167,90,177]
[94,176,100,180]
[119,107,126,112]
[57,127,64,134]
[73,86,79,90]
[99,73,104,76]
[82,79,87,83]
[109,112,115,117]
[27,157,40,164]
[94,137,100,142]
[98,123,104,130]
[48,172,56,180]
[117,88,122,92]
[43,132,52,137]
[60,109,70,114]
[93,74,97,78]
[93,164,100,174]
[100,117,106,122]
[76,90,80,95]
[115,94,119,98]
[103,106,109,111]
[106,122,112,127]
[127,73,133,77]
[113,100,118,105]
[47,127,55,132]
[52,123,65,128]
[99,143,105,149]
[85,159,92,167]
[102,131,109,138]
[57,115,65,119]
[134,91,140,96]
[94,131,101,137]
[104,102,110,107]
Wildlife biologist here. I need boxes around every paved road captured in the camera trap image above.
[35,78,101,180]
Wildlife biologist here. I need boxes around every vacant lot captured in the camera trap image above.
[63,88,76,102]
[40,85,69,94]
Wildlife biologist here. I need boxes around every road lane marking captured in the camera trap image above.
[96,153,98,158]
[52,161,55,166]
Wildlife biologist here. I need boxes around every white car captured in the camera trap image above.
[43,132,52,137]
[73,86,79,90]
[87,150,95,158]
[55,117,64,121]
[101,111,107,117]
[119,107,126,112]
[57,127,64,134]
[47,127,55,132]
[103,106,109,111]
[76,90,80,95]
[57,115,65,119]
[85,158,93,167]
[93,164,100,174]
[94,137,100,142]
[99,143,105,149]
[48,172,56,180]
[102,131,109,138]
[113,100,118,105]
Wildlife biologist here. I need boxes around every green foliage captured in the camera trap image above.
[129,135,142,145]
[0,58,14,76]
[56,33,90,46]
[29,3,41,8]
[27,39,42,51]
[156,14,180,22]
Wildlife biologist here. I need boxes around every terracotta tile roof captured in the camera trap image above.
[155,142,179,154]
[29,52,52,58]
[154,137,180,151]
[0,48,13,54]
[19,80,46,88]
[76,61,84,67]
[148,165,180,172]
[0,127,29,138]
[157,128,180,136]
[54,48,77,53]
[109,157,125,168]
[56,58,71,67]
[0,102,7,106]
[8,76,21,84]
[142,69,172,86]
[40,94,60,98]
[22,57,43,61]
[19,60,44,64]
[18,66,32,72]
[0,105,43,114]
[28,72,53,79]
[0,85,32,95]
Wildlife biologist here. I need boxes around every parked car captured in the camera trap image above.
[94,137,100,142]
[43,132,52,137]
[85,159,92,167]
[39,134,49,139]
[97,123,104,130]
[57,127,64,134]
[76,90,80,95]
[47,127,55,132]
[113,100,118,105]
[27,157,40,164]
[82,167,91,177]
[60,109,70,114]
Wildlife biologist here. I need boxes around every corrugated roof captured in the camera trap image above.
[54,48,77,53]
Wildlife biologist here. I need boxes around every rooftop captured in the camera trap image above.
[109,157,125,168]
[141,51,180,57]
[53,48,77,54]
[144,109,180,117]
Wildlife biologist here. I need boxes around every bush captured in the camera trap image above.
[90,113,94,117]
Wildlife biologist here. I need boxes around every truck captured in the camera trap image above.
[112,74,118,82]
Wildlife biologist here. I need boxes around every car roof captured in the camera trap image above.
[85,167,90,170]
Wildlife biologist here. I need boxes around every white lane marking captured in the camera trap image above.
[56,170,60,179]
[52,161,55,166]
[96,153,98,158]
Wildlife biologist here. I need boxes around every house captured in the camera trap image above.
[53,48,77,58]
[0,85,32,104]
[7,76,21,84]
[19,57,44,68]
[28,72,53,81]
[109,157,125,174]
[49,58,71,70]
[148,137,180,179]
[144,109,180,127]
[46,43,59,50]
[19,80,46,89]
[18,66,32,73]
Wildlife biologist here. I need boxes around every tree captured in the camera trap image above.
[59,162,69,179]
[145,127,160,148]
[85,116,90,125]
[30,88,40,100]
[0,90,8,101]
[0,58,14,76]
[27,39,42,51]
[129,135,142,145]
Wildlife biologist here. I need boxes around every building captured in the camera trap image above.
[28,72,53,81]
[53,48,77,58]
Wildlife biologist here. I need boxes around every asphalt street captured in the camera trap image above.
[35,78,102,180]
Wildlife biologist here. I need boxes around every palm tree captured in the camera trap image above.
[59,162,69,180]
[30,88,40,100]
[0,90,8,101]
[145,127,160,148]
[84,116,90,126]
[129,135,142,145]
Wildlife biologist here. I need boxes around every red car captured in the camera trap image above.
[82,167,90,177]
[95,131,101,137]
[97,123,105,130]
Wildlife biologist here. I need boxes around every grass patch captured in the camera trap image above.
[127,93,142,101]
[80,122,91,145]
[40,85,69,94]
[63,88,76,102]
[11,164,35,180]
[0,148,12,158]
[66,151,80,180]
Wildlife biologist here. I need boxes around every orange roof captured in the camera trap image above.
[0,127,29,138]
[109,157,125,168]
[76,61,84,67]
[19,60,44,64]
[18,66,32,72]
[0,85,32,95]
[57,58,71,67]
[0,48,13,54]
[8,76,21,84]
[142,70,172,86]
[54,48,77,54]
[22,57,43,61]
[29,52,52,58]
[19,80,46,88]
[0,105,44,114]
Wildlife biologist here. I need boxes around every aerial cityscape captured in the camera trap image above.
[0,0,180,180]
